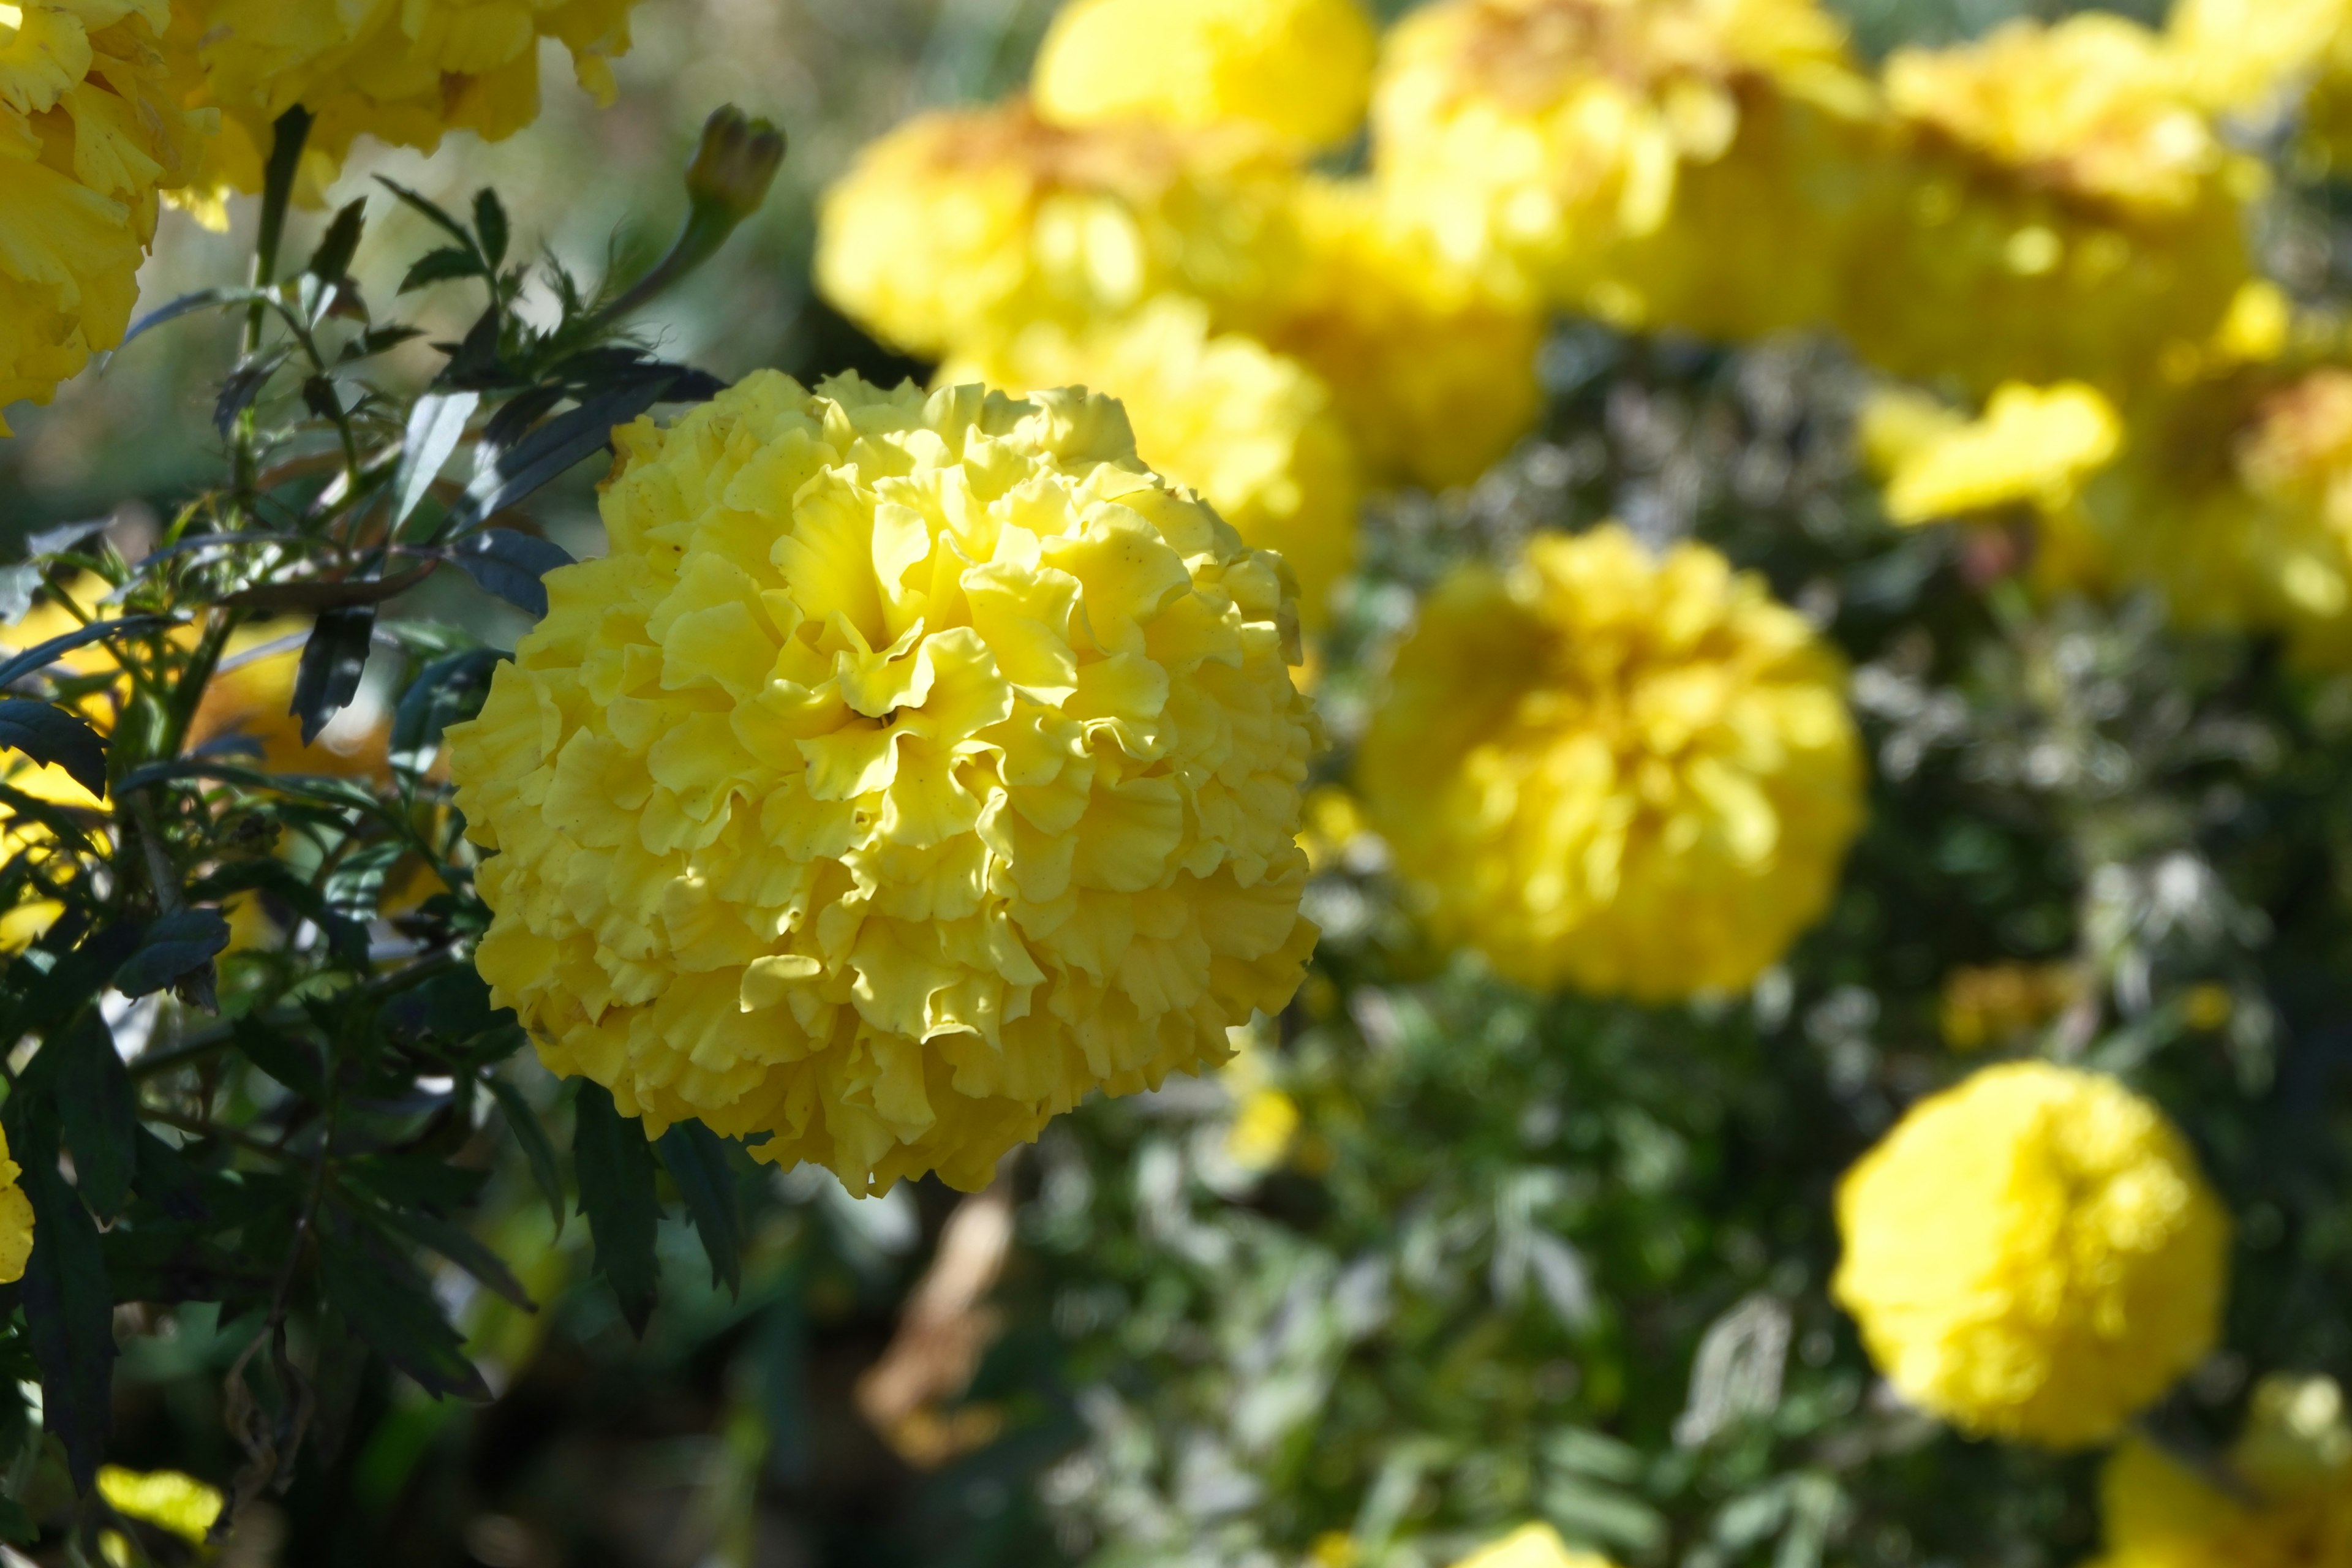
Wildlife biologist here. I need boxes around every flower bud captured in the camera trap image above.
[686,106,787,227]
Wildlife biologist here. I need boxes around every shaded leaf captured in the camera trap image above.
[486,1075,564,1237]
[322,838,407,924]
[473,189,510,270]
[131,1127,210,1223]
[291,607,374,744]
[0,699,105,797]
[121,288,265,348]
[0,564,43,624]
[219,562,435,614]
[390,647,500,784]
[53,1012,133,1222]
[231,1017,322,1100]
[441,379,674,534]
[317,1224,489,1401]
[214,346,293,439]
[373,176,475,249]
[0,616,168,692]
[658,1120,744,1295]
[7,1097,115,1491]
[399,246,483,295]
[114,910,231,998]
[573,1082,660,1335]
[21,519,110,559]
[391,391,479,530]
[372,1204,533,1311]
[307,198,366,285]
[450,529,575,619]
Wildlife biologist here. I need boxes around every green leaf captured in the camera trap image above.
[113,910,231,999]
[399,246,484,295]
[316,1224,489,1401]
[449,529,575,619]
[0,1495,33,1544]
[322,838,407,924]
[6,1097,115,1491]
[130,1127,209,1223]
[0,699,106,797]
[0,617,168,693]
[292,606,374,745]
[214,345,294,439]
[658,1120,743,1296]
[230,1016,324,1101]
[573,1082,659,1334]
[307,197,366,284]
[373,177,477,249]
[389,647,500,785]
[367,1202,533,1312]
[472,189,510,270]
[53,1013,133,1222]
[440,379,676,535]
[390,391,479,532]
[486,1075,564,1237]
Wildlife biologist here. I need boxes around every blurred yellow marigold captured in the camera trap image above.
[2165,0,2349,121]
[173,0,640,204]
[1033,0,1379,151]
[2090,1374,2352,1568]
[816,100,1304,361]
[447,372,1321,1195]
[1262,178,1545,492]
[1937,962,2087,1053]
[1359,524,1863,1000]
[0,1123,30,1286]
[96,1464,223,1544]
[1842,15,2258,394]
[1833,1061,2230,1450]
[1869,382,2122,527]
[1452,1523,1616,1568]
[0,0,209,431]
[941,298,1362,630]
[1367,0,1875,323]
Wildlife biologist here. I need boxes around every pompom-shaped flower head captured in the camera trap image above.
[447,373,1321,1196]
[1358,524,1863,1000]
[1368,0,1875,323]
[1033,0,1378,151]
[1833,1061,2231,1450]
[1451,1524,1616,1568]
[816,100,1305,362]
[1,0,209,431]
[1842,15,2258,394]
[2090,1374,2352,1568]
[943,298,1362,630]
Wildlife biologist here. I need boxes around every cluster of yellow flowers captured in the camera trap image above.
[0,0,646,430]
[1358,525,1863,1001]
[816,0,1548,626]
[447,373,1319,1194]
[1834,1062,2230,1449]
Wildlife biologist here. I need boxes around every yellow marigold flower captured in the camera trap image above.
[1359,524,1863,1000]
[0,1122,29,1286]
[1937,962,2087,1053]
[445,372,1320,1196]
[173,0,641,200]
[1842,15,2258,394]
[1033,0,1378,151]
[1870,383,2122,527]
[2089,1375,2352,1568]
[1451,1523,1616,1568]
[96,1465,223,1545]
[941,299,1361,630]
[2165,0,2350,120]
[1367,0,1875,323]
[816,100,1305,361]
[1833,1061,2231,1450]
[1265,178,1544,492]
[0,0,210,432]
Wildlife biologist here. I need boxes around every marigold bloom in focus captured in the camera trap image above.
[0,0,209,431]
[1262,179,1545,492]
[1833,1061,2230,1450]
[1368,0,1877,329]
[815,100,1305,361]
[2089,1374,2352,1568]
[1842,15,2258,394]
[943,298,1361,630]
[0,1123,29,1284]
[1033,0,1378,151]
[173,0,642,201]
[1359,524,1863,1000]
[1451,1523,1616,1568]
[447,372,1320,1194]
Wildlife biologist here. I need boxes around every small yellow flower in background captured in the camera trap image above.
[1450,1523,1617,1568]
[1226,1087,1301,1174]
[1359,524,1863,1001]
[943,298,1362,630]
[1842,15,2258,394]
[1032,0,1379,152]
[1264,178,1547,493]
[1937,962,2088,1053]
[172,0,643,205]
[2183,983,2235,1033]
[2089,1374,2352,1567]
[1870,383,2122,527]
[447,373,1320,1196]
[1297,784,1372,876]
[1308,1531,1360,1568]
[1833,1061,2230,1450]
[97,1464,224,1544]
[0,1122,32,1286]
[815,101,1306,362]
[1368,0,1875,322]
[0,0,211,432]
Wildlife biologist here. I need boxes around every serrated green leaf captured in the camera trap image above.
[658,1120,743,1295]
[573,1082,659,1334]
[53,1012,132,1222]
[7,1096,115,1491]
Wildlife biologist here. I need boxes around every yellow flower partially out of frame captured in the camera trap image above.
[2090,1374,2352,1568]
[1450,1523,1618,1568]
[448,372,1320,1195]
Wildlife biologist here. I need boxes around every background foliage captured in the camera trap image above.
[6,0,2351,1566]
